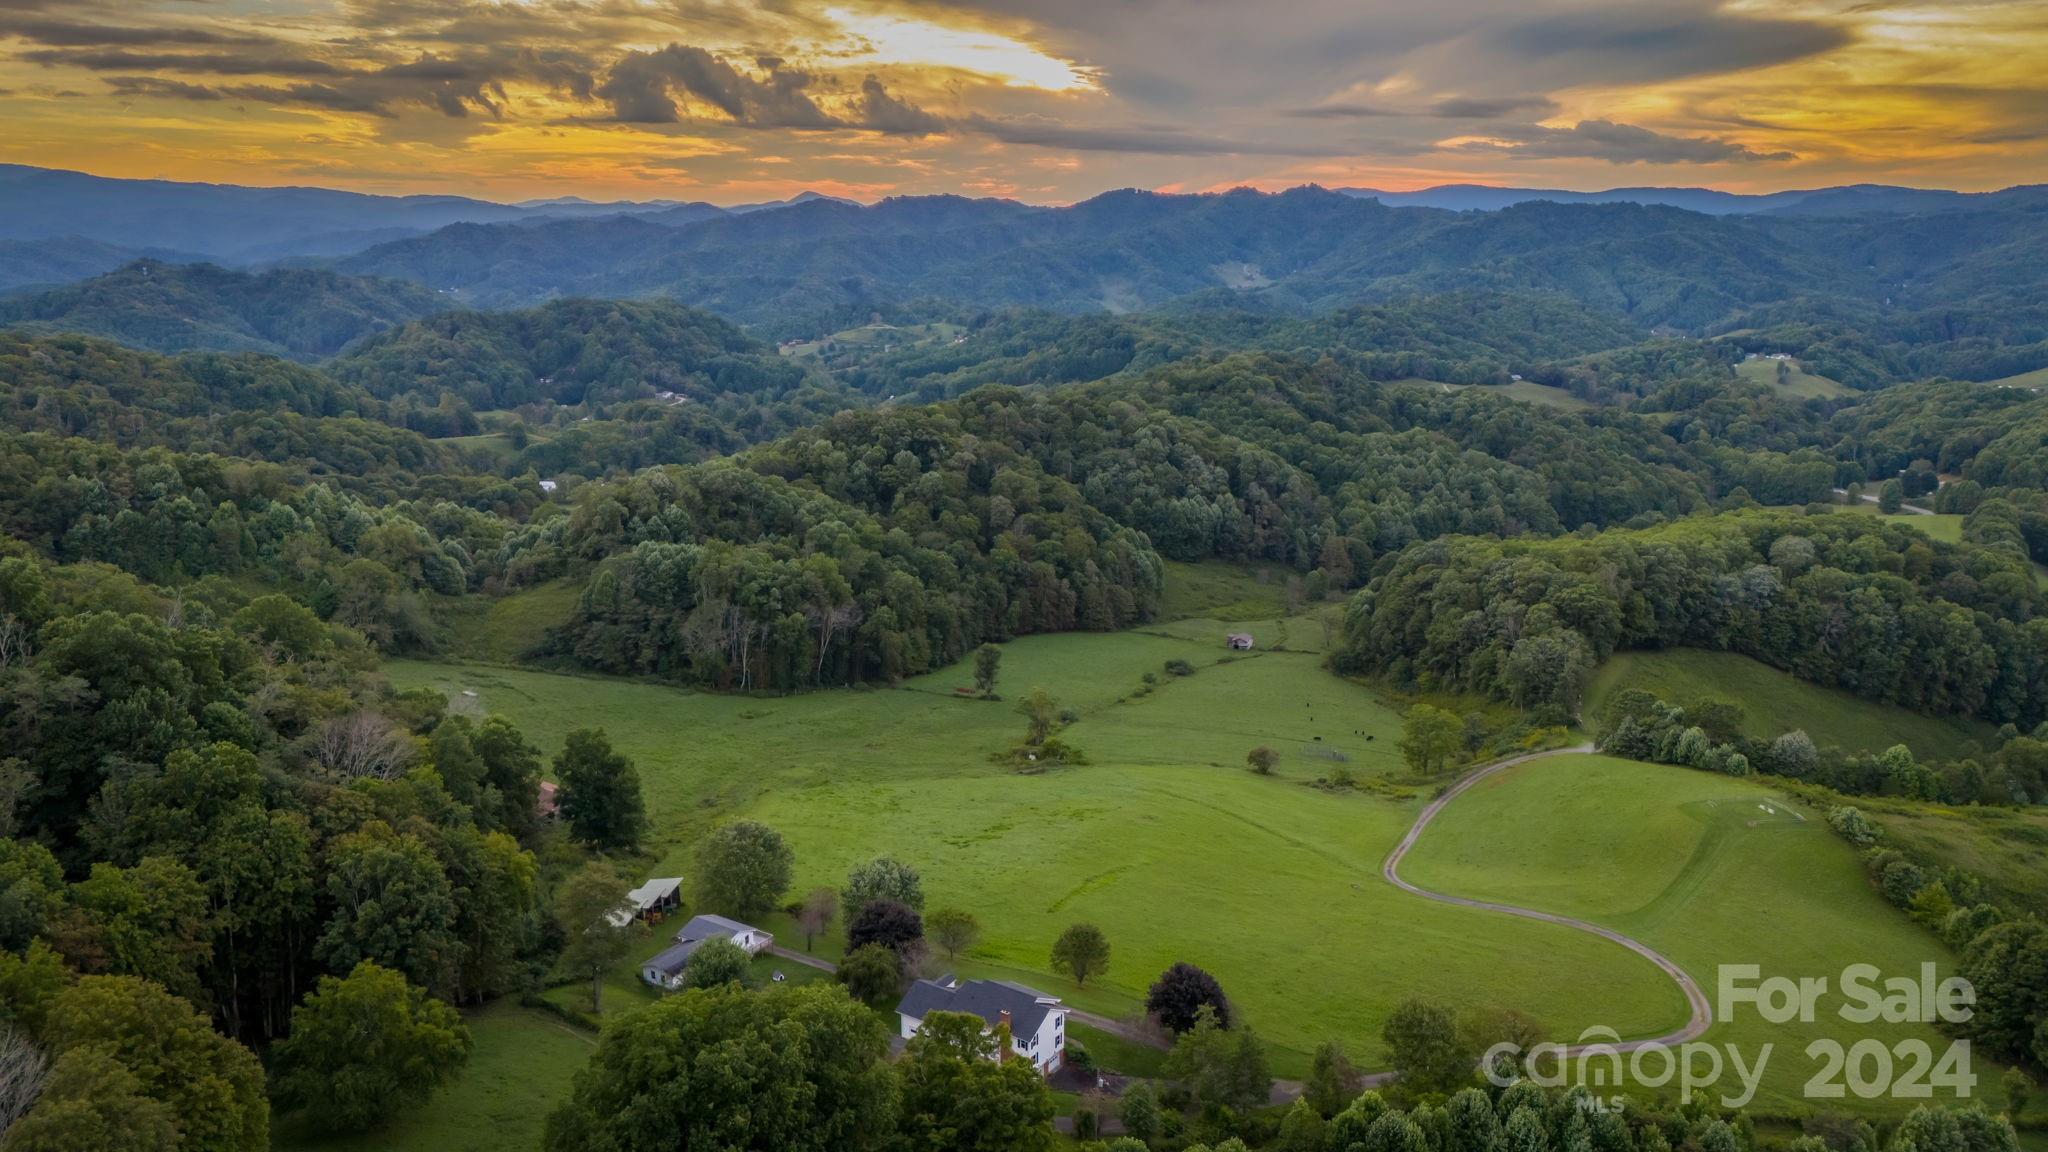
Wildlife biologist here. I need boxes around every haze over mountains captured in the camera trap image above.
[1,164,2043,387]
[3,163,2041,273]
[0,165,853,271]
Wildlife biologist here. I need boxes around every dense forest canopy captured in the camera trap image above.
[4,178,2048,1147]
[0,261,446,359]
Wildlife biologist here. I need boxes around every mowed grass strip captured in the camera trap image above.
[1587,649,1996,761]
[1398,753,1989,1114]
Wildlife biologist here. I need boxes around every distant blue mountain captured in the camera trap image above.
[0,165,847,262]
[1336,182,2047,215]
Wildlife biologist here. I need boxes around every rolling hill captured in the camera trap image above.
[329,186,2048,337]
[0,260,447,358]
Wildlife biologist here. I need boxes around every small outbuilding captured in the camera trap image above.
[1226,633,1255,651]
[607,877,684,929]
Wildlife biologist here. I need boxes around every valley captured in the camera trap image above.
[1,162,2045,1152]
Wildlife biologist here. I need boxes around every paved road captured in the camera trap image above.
[1382,743,1714,1053]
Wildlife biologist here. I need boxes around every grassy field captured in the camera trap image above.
[273,1002,595,1152]
[1389,377,1592,411]
[388,620,1687,1077]
[1977,366,2048,391]
[1155,559,1289,621]
[1834,503,1965,542]
[1736,357,1856,400]
[373,558,2004,1134]
[1587,649,1997,760]
[779,321,964,362]
[1851,795,2048,912]
[1399,753,1987,1114]
[438,577,582,663]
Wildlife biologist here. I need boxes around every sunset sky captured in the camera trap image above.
[2,0,2044,204]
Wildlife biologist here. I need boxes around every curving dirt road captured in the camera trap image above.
[1381,743,1714,1053]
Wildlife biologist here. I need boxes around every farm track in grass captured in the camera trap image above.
[1398,753,1994,1113]
[1383,744,1715,1053]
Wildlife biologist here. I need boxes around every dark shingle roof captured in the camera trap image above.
[644,941,698,977]
[897,978,1062,1037]
[675,914,754,944]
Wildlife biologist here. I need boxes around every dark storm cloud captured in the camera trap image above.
[105,75,225,100]
[85,44,602,121]
[20,49,346,76]
[1285,94,1558,120]
[1428,95,1557,119]
[854,75,945,135]
[0,15,271,47]
[596,45,835,128]
[595,45,942,136]
[1461,119,1795,164]
[1465,5,1853,90]
[963,114,1349,157]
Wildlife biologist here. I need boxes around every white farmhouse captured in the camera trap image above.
[896,977,1069,1074]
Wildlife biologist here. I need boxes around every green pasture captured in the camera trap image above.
[1834,503,1964,542]
[1398,753,1989,1114]
[388,623,1685,1076]
[1736,357,1856,400]
[1587,649,1996,761]
[438,577,582,664]
[1977,366,2048,391]
[1388,377,1592,411]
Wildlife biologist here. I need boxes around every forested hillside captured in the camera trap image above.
[0,261,447,358]
[326,187,2048,356]
[6,179,2048,1150]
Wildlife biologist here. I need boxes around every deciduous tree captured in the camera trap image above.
[554,729,646,852]
[842,857,924,921]
[797,886,837,951]
[684,937,752,990]
[974,644,1002,697]
[898,1009,1055,1152]
[1050,923,1109,987]
[274,961,471,1132]
[543,982,894,1152]
[1383,996,1474,1094]
[926,908,981,961]
[1147,961,1231,1033]
[556,861,637,1014]
[1398,704,1464,776]
[695,821,793,920]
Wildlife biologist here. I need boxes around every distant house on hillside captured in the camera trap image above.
[535,780,559,821]
[897,977,1069,1074]
[1227,633,1255,651]
[606,877,684,929]
[538,479,558,494]
[640,914,773,990]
